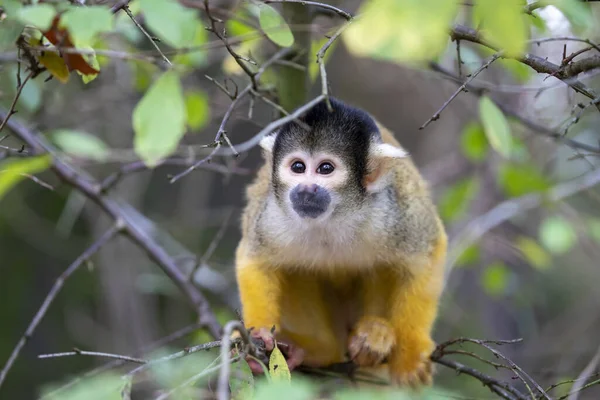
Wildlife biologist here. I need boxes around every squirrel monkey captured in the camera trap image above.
[234,97,447,386]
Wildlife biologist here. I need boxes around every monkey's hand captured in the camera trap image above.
[348,316,396,367]
[245,327,305,375]
[388,334,435,387]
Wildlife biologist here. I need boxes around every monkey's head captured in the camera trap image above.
[259,98,408,224]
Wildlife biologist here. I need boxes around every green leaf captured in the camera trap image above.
[40,372,123,400]
[460,122,488,162]
[229,359,254,400]
[61,6,113,47]
[473,0,527,56]
[185,90,210,131]
[497,163,551,197]
[0,155,52,201]
[343,0,459,64]
[587,219,600,244]
[130,61,157,92]
[0,18,24,51]
[268,343,291,383]
[1,0,23,17]
[479,96,512,158]
[17,3,56,31]
[515,236,551,270]
[539,216,577,254]
[481,262,510,296]
[76,47,101,84]
[133,70,187,167]
[138,0,199,48]
[172,22,208,67]
[253,378,317,400]
[226,18,255,37]
[526,13,548,33]
[439,176,480,223]
[51,130,110,161]
[259,4,294,47]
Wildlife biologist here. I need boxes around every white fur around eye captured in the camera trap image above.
[277,153,348,191]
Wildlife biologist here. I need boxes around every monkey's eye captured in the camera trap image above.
[317,162,335,175]
[291,161,306,174]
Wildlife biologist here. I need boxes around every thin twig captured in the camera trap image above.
[0,225,121,389]
[450,338,551,400]
[99,158,251,193]
[420,53,501,130]
[450,24,600,111]
[567,342,600,400]
[169,142,222,183]
[188,209,234,281]
[204,0,257,88]
[216,94,326,156]
[0,71,33,134]
[217,321,255,400]
[155,355,241,400]
[0,109,222,347]
[40,323,205,399]
[263,0,353,20]
[123,5,171,67]
[124,338,239,378]
[316,19,353,112]
[428,62,600,154]
[38,349,146,364]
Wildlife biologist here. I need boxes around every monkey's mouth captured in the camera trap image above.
[292,203,329,219]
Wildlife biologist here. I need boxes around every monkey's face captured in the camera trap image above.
[274,149,350,221]
[258,98,408,225]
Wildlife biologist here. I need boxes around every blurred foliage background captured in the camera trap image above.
[1,0,600,399]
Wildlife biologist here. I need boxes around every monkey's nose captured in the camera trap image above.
[297,183,319,194]
[290,184,331,219]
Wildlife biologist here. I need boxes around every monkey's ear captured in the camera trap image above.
[259,134,276,153]
[364,142,408,192]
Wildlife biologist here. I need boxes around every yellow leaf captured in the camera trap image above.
[75,45,100,84]
[39,51,70,83]
[268,343,290,383]
[0,155,52,201]
[343,0,458,64]
[474,0,528,57]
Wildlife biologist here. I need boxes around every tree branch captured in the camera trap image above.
[0,110,222,345]
[0,225,121,390]
[450,24,600,111]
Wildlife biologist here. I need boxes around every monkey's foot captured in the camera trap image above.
[347,316,396,367]
[245,327,305,374]
[389,339,435,387]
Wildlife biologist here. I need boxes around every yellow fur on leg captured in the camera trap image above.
[235,247,282,333]
[348,316,396,367]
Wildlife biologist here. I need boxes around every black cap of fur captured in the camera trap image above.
[272,97,381,193]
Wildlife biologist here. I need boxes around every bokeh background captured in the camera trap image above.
[1,0,600,398]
